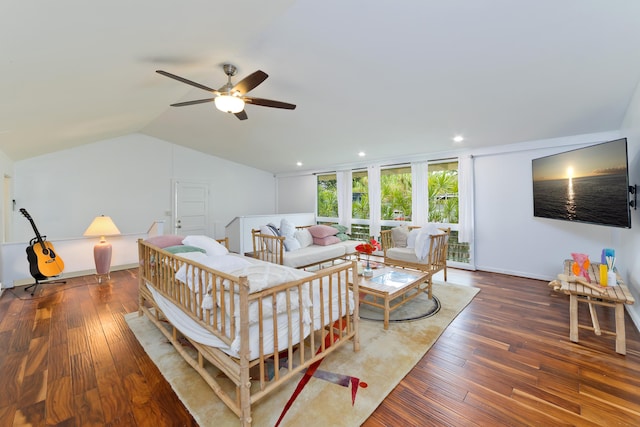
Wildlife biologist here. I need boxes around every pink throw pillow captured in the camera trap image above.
[145,235,184,248]
[313,235,341,246]
[308,225,339,238]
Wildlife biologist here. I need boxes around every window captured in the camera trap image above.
[314,160,470,265]
[317,173,338,218]
[381,166,412,221]
[428,161,458,223]
[352,170,369,219]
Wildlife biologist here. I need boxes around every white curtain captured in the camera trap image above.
[458,154,475,244]
[368,165,381,239]
[411,162,428,225]
[336,170,352,232]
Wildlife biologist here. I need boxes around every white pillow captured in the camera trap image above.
[414,224,444,261]
[280,218,301,252]
[175,251,209,263]
[182,235,229,256]
[294,228,313,248]
[260,224,280,253]
[406,228,421,249]
[391,225,410,248]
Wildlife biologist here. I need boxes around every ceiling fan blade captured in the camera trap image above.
[235,110,248,120]
[169,98,216,107]
[232,70,268,94]
[156,70,218,92]
[244,97,296,110]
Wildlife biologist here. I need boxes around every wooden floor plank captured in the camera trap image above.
[73,388,106,427]
[17,370,48,408]
[0,267,638,426]
[45,375,74,425]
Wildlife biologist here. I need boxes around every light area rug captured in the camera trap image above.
[125,281,479,427]
[359,291,441,322]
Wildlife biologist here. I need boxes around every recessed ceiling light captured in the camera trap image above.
[296,161,303,167]
[453,135,464,143]
[358,151,366,157]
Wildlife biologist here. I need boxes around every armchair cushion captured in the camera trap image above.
[391,225,410,248]
[386,247,428,265]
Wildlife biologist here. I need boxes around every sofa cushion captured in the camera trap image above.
[331,224,349,234]
[335,232,350,241]
[280,218,301,252]
[313,235,341,246]
[282,244,346,268]
[260,224,280,253]
[336,240,360,255]
[308,224,339,238]
[294,228,313,248]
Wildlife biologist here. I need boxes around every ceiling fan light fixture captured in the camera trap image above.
[215,94,245,113]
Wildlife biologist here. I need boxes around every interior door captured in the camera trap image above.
[173,180,209,236]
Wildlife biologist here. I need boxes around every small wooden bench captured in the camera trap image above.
[549,259,635,355]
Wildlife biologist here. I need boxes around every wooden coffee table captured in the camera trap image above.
[356,266,429,329]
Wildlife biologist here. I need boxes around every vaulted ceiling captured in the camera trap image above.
[3,1,640,174]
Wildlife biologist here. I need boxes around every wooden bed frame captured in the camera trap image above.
[137,238,360,427]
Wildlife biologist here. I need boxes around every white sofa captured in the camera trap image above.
[252,222,361,269]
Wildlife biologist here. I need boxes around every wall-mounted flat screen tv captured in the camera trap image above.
[532,137,631,228]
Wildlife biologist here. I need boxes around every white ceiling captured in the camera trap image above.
[2,0,640,174]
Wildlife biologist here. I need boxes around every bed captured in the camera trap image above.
[137,236,360,427]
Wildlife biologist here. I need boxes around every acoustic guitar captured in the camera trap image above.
[20,208,65,279]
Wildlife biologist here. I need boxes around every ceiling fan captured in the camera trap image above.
[156,63,296,120]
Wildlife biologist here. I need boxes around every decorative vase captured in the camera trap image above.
[363,257,374,278]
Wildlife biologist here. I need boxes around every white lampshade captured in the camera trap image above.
[83,215,121,240]
[214,95,245,113]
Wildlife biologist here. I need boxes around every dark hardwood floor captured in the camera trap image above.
[0,267,638,426]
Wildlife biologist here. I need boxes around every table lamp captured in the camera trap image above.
[84,215,121,283]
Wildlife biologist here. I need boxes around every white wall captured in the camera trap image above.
[277,174,316,213]
[473,131,625,280]
[620,79,640,326]
[276,130,637,284]
[12,133,276,241]
[0,149,15,244]
[3,133,276,287]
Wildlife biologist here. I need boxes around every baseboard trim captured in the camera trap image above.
[9,264,139,288]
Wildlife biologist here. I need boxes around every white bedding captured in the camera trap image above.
[178,254,315,324]
[147,284,310,360]
[147,255,355,360]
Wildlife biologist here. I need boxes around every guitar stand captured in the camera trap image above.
[24,277,67,296]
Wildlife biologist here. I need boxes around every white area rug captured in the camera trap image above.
[125,281,479,426]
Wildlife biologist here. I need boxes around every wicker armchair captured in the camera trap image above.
[380,226,450,299]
